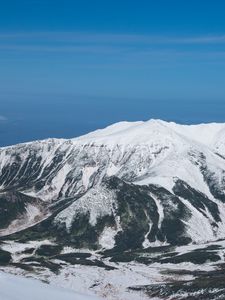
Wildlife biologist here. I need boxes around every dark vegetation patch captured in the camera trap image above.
[35,244,63,256]
[21,256,62,274]
[173,179,221,223]
[105,177,192,251]
[10,262,35,272]
[0,191,45,229]
[22,247,35,254]
[0,176,216,254]
[147,184,192,245]
[55,252,92,260]
[130,264,225,300]
[19,250,116,272]
[138,245,176,254]
[54,253,116,270]
[65,214,116,250]
[0,196,76,242]
[193,152,225,203]
[0,249,11,265]
[195,244,223,251]
[103,245,179,264]
[160,250,221,264]
[109,250,180,264]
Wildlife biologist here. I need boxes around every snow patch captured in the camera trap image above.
[82,166,98,190]
[54,186,116,230]
[99,227,117,249]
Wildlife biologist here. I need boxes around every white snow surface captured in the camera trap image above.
[99,226,117,249]
[73,119,225,149]
[0,272,101,300]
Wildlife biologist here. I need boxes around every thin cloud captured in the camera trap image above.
[0,115,8,122]
[0,32,225,45]
[1,32,225,64]
[1,44,225,61]
[0,44,126,54]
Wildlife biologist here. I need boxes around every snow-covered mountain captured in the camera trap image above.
[0,119,225,248]
[1,119,225,300]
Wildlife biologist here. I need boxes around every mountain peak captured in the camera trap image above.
[72,119,225,149]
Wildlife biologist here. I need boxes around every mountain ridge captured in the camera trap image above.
[0,119,225,248]
[2,118,225,148]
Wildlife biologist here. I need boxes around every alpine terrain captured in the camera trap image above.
[1,119,225,300]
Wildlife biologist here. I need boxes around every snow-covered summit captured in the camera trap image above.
[73,119,225,149]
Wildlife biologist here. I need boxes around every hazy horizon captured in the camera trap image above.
[1,0,225,146]
[1,92,225,146]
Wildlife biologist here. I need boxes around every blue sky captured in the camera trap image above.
[0,0,225,145]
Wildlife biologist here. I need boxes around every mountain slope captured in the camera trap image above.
[0,119,225,248]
